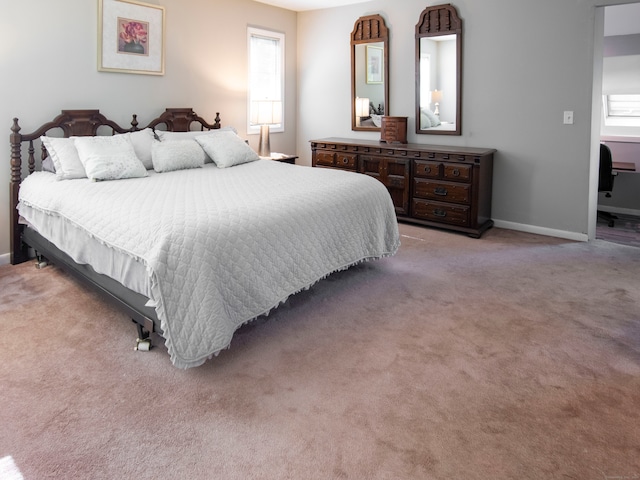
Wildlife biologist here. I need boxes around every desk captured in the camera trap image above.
[613,161,636,172]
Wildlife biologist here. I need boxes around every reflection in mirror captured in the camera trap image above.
[416,5,462,135]
[352,15,389,131]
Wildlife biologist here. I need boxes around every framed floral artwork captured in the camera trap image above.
[366,45,383,84]
[98,0,165,75]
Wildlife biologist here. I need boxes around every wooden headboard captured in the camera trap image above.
[9,108,221,264]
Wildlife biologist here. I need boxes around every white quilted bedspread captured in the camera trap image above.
[18,161,400,368]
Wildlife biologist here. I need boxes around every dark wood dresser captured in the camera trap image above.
[310,137,496,238]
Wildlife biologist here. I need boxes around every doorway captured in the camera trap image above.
[589,2,640,244]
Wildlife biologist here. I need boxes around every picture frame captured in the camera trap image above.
[366,45,383,84]
[98,0,165,75]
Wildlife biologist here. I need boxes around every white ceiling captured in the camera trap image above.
[253,0,371,11]
[605,2,640,36]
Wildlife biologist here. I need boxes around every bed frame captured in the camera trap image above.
[9,108,221,348]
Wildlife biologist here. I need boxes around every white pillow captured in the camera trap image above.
[420,111,432,129]
[74,135,147,181]
[155,126,237,142]
[422,108,441,127]
[40,136,86,180]
[151,139,206,173]
[195,131,259,168]
[124,128,155,169]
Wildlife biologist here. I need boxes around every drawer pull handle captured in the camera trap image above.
[434,187,448,196]
[452,169,460,177]
[424,167,431,174]
[342,157,349,164]
[434,209,447,217]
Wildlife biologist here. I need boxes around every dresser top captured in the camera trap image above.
[310,137,496,156]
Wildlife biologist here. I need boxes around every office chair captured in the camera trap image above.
[598,143,617,228]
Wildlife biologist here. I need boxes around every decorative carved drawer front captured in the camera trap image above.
[412,199,470,227]
[414,160,441,179]
[413,178,470,205]
[335,152,358,170]
[443,163,471,182]
[360,155,381,177]
[316,152,335,167]
[425,152,455,162]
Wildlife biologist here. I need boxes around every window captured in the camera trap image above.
[603,94,640,127]
[248,27,284,134]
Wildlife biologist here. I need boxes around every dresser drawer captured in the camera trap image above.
[413,178,470,205]
[412,199,470,227]
[315,151,358,170]
[316,152,335,167]
[443,163,471,182]
[413,160,441,179]
[335,152,358,170]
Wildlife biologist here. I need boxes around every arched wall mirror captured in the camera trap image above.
[351,14,389,131]
[415,4,462,135]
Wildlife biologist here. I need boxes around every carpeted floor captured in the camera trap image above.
[1,223,639,480]
[597,212,640,248]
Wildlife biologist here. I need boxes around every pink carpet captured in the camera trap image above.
[1,223,639,479]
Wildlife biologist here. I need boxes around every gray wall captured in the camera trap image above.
[0,0,298,261]
[296,0,640,240]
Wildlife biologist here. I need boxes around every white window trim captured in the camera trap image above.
[602,94,640,127]
[247,26,285,135]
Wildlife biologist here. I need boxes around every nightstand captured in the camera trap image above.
[267,153,298,164]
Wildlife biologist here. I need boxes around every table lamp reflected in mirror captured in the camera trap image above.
[431,89,442,117]
[251,100,282,157]
[355,97,370,127]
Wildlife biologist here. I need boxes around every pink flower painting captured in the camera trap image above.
[118,18,149,55]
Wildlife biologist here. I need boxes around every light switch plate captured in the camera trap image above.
[563,111,574,124]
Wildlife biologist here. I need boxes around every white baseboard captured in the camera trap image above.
[0,253,10,266]
[597,206,640,217]
[493,219,589,242]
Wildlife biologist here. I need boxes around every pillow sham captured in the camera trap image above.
[422,108,441,128]
[195,131,259,168]
[74,135,147,181]
[420,112,432,129]
[155,126,237,142]
[42,156,56,173]
[124,128,155,169]
[40,136,86,180]
[151,139,206,173]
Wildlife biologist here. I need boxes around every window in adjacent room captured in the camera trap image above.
[248,27,284,134]
[602,94,640,127]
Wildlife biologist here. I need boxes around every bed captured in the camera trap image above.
[9,108,400,368]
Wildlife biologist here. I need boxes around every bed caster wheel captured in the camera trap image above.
[135,338,152,351]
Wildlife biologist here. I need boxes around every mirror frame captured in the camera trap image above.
[351,14,389,131]
[415,4,462,136]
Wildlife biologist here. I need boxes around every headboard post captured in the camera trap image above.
[10,118,29,264]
